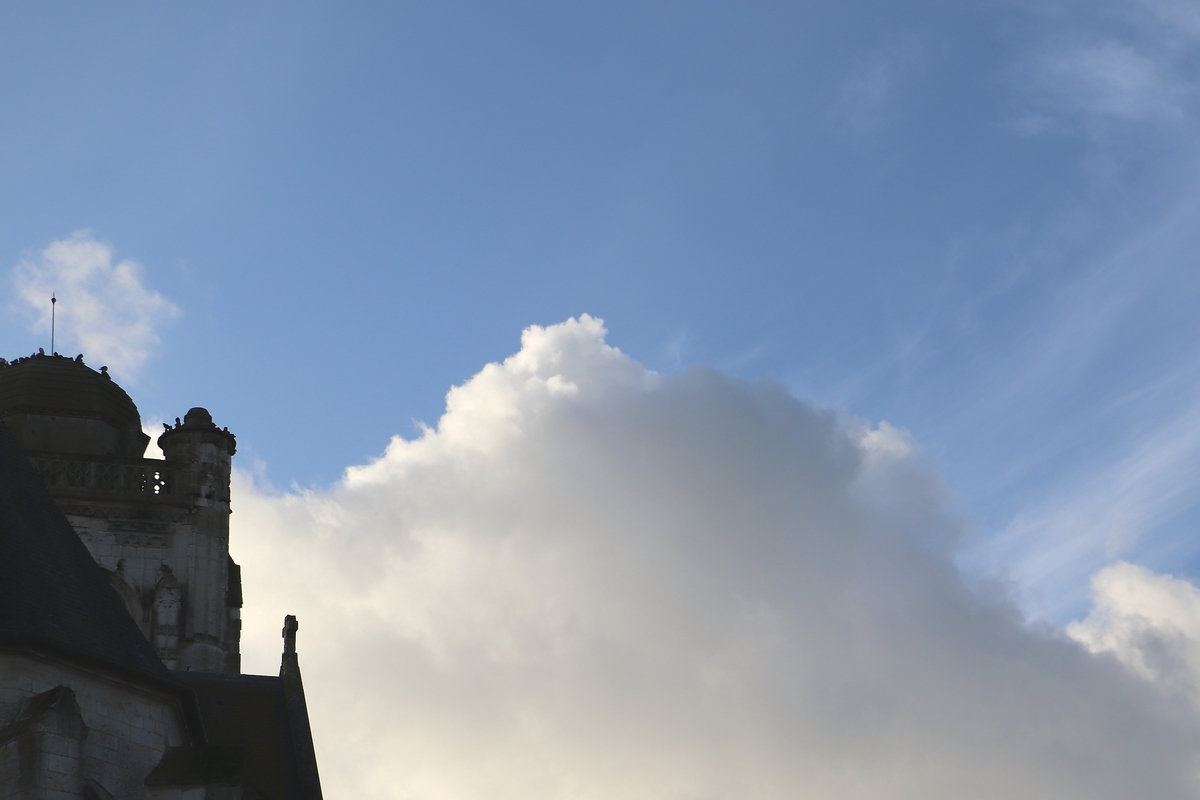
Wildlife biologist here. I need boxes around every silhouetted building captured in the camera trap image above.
[0,351,321,800]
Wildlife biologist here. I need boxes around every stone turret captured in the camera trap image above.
[158,408,239,672]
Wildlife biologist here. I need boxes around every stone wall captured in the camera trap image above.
[0,653,189,799]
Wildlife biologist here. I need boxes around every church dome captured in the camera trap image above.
[0,352,149,458]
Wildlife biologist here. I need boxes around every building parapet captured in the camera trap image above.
[25,453,173,499]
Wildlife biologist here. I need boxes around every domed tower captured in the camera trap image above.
[0,351,243,673]
[0,351,149,458]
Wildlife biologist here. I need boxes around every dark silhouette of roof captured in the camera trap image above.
[174,672,302,800]
[174,650,323,800]
[0,352,148,457]
[0,352,141,429]
[145,745,267,799]
[0,417,168,676]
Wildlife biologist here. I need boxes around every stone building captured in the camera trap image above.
[0,351,322,799]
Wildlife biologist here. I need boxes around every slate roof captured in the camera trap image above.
[173,672,303,800]
[145,745,266,798]
[0,418,168,676]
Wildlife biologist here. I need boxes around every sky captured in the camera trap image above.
[5,2,1200,798]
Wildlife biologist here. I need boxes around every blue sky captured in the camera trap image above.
[4,2,1200,622]
[12,4,1200,797]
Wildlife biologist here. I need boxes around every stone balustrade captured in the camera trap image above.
[27,455,172,498]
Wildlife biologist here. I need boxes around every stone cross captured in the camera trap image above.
[283,614,299,654]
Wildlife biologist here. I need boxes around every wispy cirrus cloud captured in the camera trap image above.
[1135,0,1200,39]
[946,187,1200,619]
[1034,40,1183,122]
[9,231,179,382]
[983,388,1200,618]
[1008,0,1199,137]
[941,1,1200,615]
[828,37,926,137]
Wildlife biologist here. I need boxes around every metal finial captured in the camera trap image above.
[50,293,56,356]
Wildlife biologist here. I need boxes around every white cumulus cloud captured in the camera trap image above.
[10,231,179,381]
[231,316,1200,800]
[1070,561,1200,706]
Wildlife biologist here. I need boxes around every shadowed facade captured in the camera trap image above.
[0,351,322,800]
